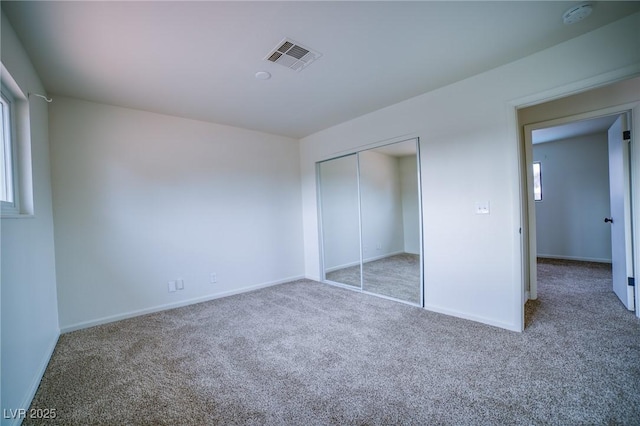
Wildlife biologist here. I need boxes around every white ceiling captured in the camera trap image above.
[532,114,620,144]
[3,1,639,139]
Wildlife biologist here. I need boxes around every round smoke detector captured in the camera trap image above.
[562,3,593,25]
[255,71,271,80]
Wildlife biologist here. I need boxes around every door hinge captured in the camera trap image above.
[628,277,635,287]
[623,130,631,140]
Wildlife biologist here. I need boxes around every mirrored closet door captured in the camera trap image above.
[318,139,423,306]
[318,154,362,289]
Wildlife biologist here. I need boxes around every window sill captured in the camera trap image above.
[1,212,35,219]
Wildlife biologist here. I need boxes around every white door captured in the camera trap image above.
[607,114,634,310]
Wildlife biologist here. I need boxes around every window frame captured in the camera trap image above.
[1,62,34,218]
[1,82,19,215]
[533,161,542,202]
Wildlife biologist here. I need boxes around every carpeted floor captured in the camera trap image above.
[25,259,640,425]
[325,253,420,304]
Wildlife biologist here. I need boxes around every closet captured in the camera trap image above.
[317,138,423,305]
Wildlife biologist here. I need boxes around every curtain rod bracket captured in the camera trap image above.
[28,92,53,103]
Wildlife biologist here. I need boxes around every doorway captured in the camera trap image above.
[525,112,634,310]
[521,103,638,315]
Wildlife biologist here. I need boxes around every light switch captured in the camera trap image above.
[475,201,490,215]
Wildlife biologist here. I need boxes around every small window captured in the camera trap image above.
[0,85,17,213]
[533,162,542,201]
[1,63,34,217]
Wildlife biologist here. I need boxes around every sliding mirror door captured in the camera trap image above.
[359,140,421,304]
[318,154,362,288]
[317,139,422,305]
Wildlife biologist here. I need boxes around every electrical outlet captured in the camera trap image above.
[210,273,217,283]
[176,279,184,290]
[168,281,177,293]
[475,201,490,215]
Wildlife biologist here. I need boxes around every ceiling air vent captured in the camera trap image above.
[264,38,321,72]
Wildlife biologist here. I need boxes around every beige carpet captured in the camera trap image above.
[24,259,640,425]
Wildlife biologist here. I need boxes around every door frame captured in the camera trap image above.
[521,101,640,317]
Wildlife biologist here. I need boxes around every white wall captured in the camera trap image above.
[534,133,612,263]
[518,76,640,125]
[400,155,420,254]
[1,12,60,425]
[49,97,304,331]
[359,150,404,261]
[300,13,640,331]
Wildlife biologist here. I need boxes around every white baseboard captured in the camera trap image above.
[6,331,61,426]
[423,303,522,332]
[537,254,612,264]
[363,251,405,264]
[305,274,321,281]
[324,260,360,273]
[60,275,305,333]
[325,251,406,273]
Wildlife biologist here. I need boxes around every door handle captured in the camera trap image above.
[604,217,613,224]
